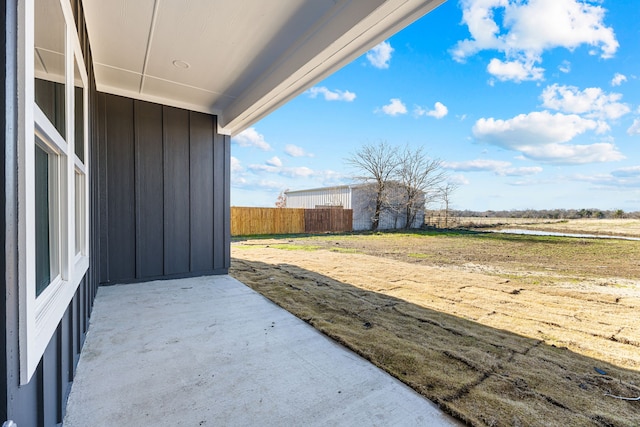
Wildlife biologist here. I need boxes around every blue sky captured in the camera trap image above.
[230,0,640,212]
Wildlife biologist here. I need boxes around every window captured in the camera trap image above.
[74,170,85,256]
[73,55,88,259]
[19,0,90,384]
[74,56,85,163]
[34,136,62,296]
[34,143,51,294]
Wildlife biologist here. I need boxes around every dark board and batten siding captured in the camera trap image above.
[4,1,97,425]
[2,0,10,422]
[96,93,231,285]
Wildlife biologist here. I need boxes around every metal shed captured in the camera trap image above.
[286,183,426,230]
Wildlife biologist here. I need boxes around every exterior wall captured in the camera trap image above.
[351,187,374,231]
[4,1,97,425]
[96,94,230,284]
[2,0,8,421]
[352,184,425,231]
[285,186,352,209]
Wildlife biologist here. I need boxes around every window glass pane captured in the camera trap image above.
[75,171,85,255]
[34,0,66,139]
[74,57,84,162]
[35,143,51,296]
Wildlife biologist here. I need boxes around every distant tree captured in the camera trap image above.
[275,189,288,208]
[614,209,625,219]
[346,141,400,230]
[439,181,459,227]
[396,146,446,229]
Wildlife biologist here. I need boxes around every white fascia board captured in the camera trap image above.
[220,0,445,135]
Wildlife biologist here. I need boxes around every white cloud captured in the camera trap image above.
[444,159,542,176]
[502,166,544,176]
[415,101,449,119]
[307,86,356,102]
[248,159,340,180]
[316,169,351,187]
[233,158,348,194]
[232,127,272,151]
[572,170,640,188]
[378,98,407,116]
[249,163,314,178]
[514,142,624,164]
[558,60,571,73]
[266,156,282,167]
[248,163,279,174]
[473,111,601,146]
[487,58,544,82]
[452,0,618,82]
[445,159,511,172]
[255,180,284,191]
[366,41,394,69]
[612,166,640,178]
[473,111,624,164]
[283,167,315,178]
[230,157,249,187]
[230,175,248,187]
[449,174,470,185]
[611,73,627,87]
[628,119,640,136]
[230,156,243,173]
[541,84,630,120]
[284,144,314,158]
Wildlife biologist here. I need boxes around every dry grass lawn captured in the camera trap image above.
[230,227,640,426]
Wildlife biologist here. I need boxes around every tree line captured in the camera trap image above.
[449,208,638,220]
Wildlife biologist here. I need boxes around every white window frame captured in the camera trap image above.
[18,0,90,384]
[72,52,89,266]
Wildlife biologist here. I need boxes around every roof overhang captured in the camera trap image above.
[82,0,445,135]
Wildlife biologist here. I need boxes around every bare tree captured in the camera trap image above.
[439,182,459,227]
[275,189,288,208]
[346,141,399,230]
[396,146,446,229]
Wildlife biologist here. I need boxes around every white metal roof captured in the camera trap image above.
[82,0,445,135]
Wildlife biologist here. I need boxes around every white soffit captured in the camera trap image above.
[82,0,445,135]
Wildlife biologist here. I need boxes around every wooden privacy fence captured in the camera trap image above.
[304,208,352,233]
[231,207,352,236]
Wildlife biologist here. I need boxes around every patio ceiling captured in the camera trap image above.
[82,0,445,135]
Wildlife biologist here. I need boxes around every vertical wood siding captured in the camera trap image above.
[189,112,215,271]
[134,101,164,278]
[96,94,230,284]
[2,0,9,420]
[163,107,191,275]
[4,1,98,425]
[105,95,136,281]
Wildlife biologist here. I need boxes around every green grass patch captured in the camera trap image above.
[269,244,321,251]
[408,253,430,259]
[330,247,360,254]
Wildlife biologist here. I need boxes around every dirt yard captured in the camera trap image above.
[230,229,640,426]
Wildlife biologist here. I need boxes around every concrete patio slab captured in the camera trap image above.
[63,275,461,426]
